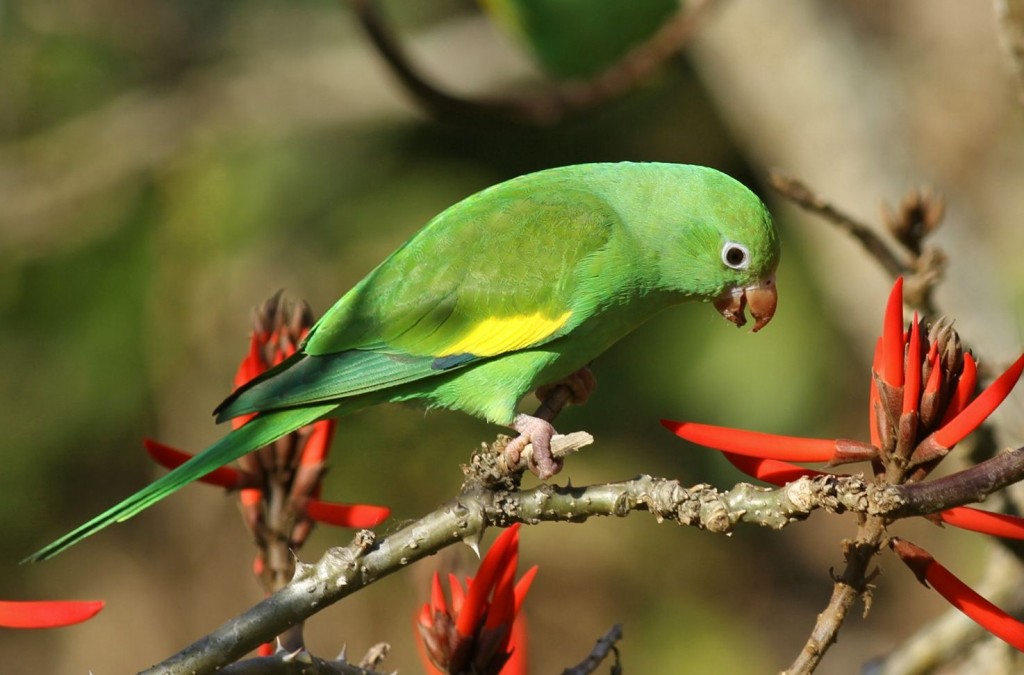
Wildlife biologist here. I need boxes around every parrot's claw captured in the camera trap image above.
[507,414,562,479]
[535,366,597,406]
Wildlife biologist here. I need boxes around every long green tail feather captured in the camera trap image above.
[24,404,337,562]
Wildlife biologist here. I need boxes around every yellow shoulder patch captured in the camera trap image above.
[437,310,572,358]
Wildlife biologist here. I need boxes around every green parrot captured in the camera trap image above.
[481,0,681,79]
[27,162,779,561]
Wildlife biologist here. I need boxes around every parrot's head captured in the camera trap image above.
[707,197,779,332]
[654,166,780,332]
[711,241,778,333]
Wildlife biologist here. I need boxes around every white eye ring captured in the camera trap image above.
[721,241,750,270]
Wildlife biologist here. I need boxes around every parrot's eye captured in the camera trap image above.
[721,242,750,269]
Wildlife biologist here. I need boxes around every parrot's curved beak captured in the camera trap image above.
[714,275,778,332]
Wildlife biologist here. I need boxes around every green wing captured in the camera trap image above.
[217,177,628,420]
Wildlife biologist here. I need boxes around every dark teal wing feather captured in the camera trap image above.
[215,349,476,420]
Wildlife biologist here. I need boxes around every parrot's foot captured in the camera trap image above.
[534,366,597,413]
[506,414,562,479]
[532,366,598,419]
[506,367,595,478]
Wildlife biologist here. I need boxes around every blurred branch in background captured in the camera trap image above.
[0,12,530,259]
[348,0,719,126]
[769,171,947,317]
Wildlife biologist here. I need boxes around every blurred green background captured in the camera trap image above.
[2,0,1024,672]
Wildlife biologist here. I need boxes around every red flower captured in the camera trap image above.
[143,439,390,531]
[416,524,537,674]
[663,278,1024,526]
[145,293,392,656]
[145,293,389,597]
[662,277,1024,650]
[0,599,103,629]
[891,538,1024,651]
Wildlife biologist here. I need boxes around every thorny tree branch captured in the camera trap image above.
[768,170,909,278]
[144,436,1024,674]
[348,0,721,126]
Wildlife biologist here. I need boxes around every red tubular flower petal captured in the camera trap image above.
[430,572,447,616]
[144,439,245,490]
[938,507,1024,540]
[257,643,274,657]
[299,420,336,466]
[417,602,433,630]
[661,420,838,462]
[0,600,104,629]
[485,549,518,632]
[939,353,977,428]
[240,487,262,507]
[882,277,905,388]
[721,452,826,487]
[456,525,520,639]
[417,529,535,675]
[305,500,390,528]
[903,315,922,414]
[503,613,529,675]
[230,412,257,431]
[893,538,1024,651]
[265,329,285,366]
[448,574,465,616]
[932,353,1024,449]
[234,333,267,390]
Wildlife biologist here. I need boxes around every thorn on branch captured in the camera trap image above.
[218,648,391,675]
